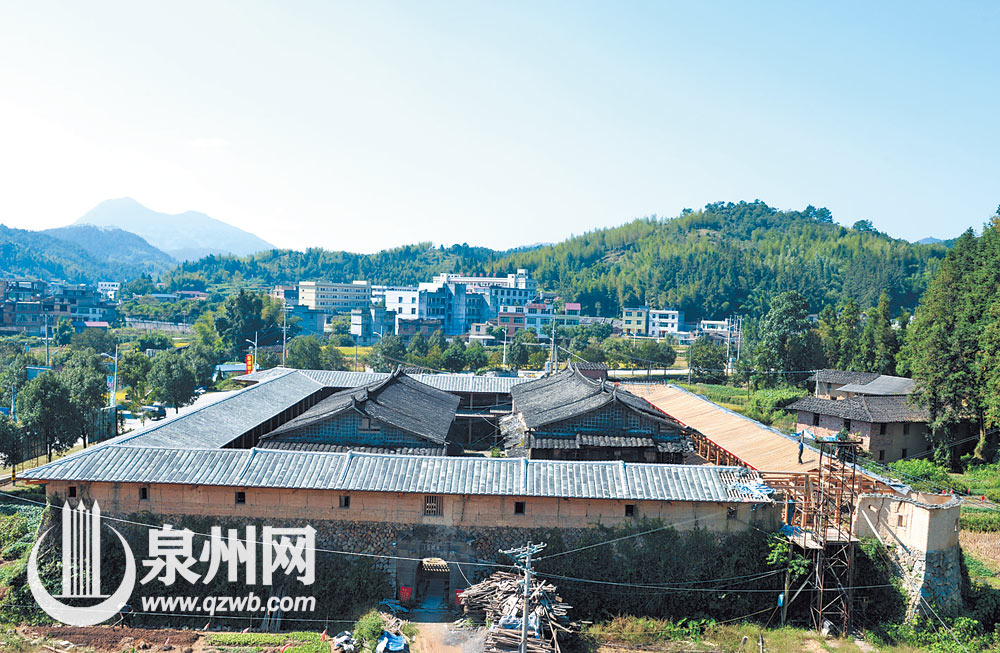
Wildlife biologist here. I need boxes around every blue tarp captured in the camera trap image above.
[377,631,408,653]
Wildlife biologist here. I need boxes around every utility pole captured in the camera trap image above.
[281,300,289,366]
[110,344,119,408]
[44,313,50,366]
[502,330,508,369]
[549,306,558,373]
[501,541,547,653]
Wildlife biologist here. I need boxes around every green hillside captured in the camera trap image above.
[0,224,175,283]
[163,201,949,318]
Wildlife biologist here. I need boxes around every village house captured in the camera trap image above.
[506,366,695,462]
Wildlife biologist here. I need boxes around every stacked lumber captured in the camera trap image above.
[461,571,573,653]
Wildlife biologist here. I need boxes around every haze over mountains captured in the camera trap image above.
[75,197,275,261]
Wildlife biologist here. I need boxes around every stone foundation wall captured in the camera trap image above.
[887,543,963,617]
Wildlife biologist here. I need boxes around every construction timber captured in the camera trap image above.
[761,440,863,635]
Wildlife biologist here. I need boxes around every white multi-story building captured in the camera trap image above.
[648,309,685,338]
[298,280,371,313]
[96,281,121,300]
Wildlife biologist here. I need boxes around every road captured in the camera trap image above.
[120,389,237,432]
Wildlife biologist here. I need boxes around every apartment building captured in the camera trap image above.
[648,309,685,337]
[350,306,397,346]
[298,280,371,313]
[622,307,648,335]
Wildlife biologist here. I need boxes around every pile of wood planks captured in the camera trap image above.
[460,571,573,653]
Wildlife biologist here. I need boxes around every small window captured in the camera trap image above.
[897,515,906,528]
[424,495,443,516]
[812,413,820,427]
[903,423,910,435]
[901,448,908,459]
[339,495,351,509]
[139,487,149,501]
[625,504,636,517]
[235,491,246,505]
[878,450,885,461]
[68,486,77,498]
[360,418,381,432]
[879,423,887,435]
[844,419,851,431]
[726,506,737,519]
[514,501,526,515]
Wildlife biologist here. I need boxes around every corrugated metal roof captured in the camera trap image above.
[21,447,761,503]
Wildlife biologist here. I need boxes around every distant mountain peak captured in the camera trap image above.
[75,197,274,261]
[915,236,943,244]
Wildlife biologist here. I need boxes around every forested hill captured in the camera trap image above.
[165,201,948,318]
[490,201,947,318]
[0,224,174,282]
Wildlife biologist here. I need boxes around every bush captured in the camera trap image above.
[353,609,384,644]
[888,458,952,491]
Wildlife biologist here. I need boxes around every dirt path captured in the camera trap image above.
[414,622,483,653]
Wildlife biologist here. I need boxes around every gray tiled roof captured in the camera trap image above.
[262,371,459,444]
[109,371,327,450]
[810,369,881,385]
[512,368,688,431]
[527,434,693,453]
[20,448,763,503]
[258,440,446,456]
[236,368,529,395]
[836,375,914,396]
[787,395,929,423]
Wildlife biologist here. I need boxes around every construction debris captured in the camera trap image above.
[460,571,574,653]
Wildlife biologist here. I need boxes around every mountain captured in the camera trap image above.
[0,224,172,282]
[43,225,175,275]
[76,198,275,261]
[916,237,943,245]
[165,201,950,319]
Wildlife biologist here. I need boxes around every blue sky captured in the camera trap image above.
[0,2,997,252]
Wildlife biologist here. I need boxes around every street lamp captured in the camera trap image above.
[245,332,258,371]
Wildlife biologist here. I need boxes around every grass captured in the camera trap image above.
[206,630,328,653]
[582,617,931,652]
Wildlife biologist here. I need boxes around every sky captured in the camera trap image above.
[0,1,997,253]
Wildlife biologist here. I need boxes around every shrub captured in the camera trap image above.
[888,458,951,491]
[353,609,384,644]
[961,509,1000,533]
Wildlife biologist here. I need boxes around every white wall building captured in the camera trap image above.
[648,309,685,337]
[298,280,372,313]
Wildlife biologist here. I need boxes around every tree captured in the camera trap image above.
[0,350,32,411]
[118,351,152,401]
[854,292,897,374]
[121,274,156,297]
[406,333,429,360]
[901,230,982,468]
[816,305,839,367]
[136,332,173,351]
[321,345,349,371]
[688,337,727,383]
[442,341,467,372]
[16,372,80,461]
[53,317,74,346]
[148,351,197,413]
[751,291,824,385]
[369,335,407,372]
[634,339,677,375]
[71,328,116,354]
[0,415,23,482]
[835,299,861,370]
[427,329,447,352]
[852,219,877,233]
[183,342,218,387]
[465,342,489,371]
[506,330,537,370]
[214,289,266,358]
[61,350,109,445]
[285,336,324,369]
